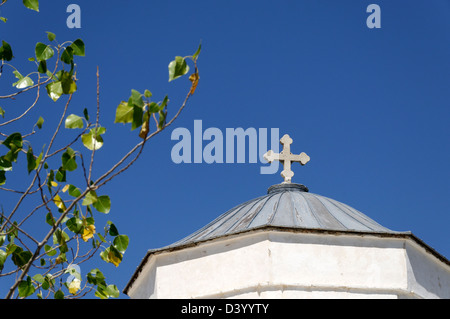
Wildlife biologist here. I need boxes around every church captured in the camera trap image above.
[123,135,450,299]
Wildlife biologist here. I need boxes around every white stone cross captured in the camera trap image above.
[264,134,310,184]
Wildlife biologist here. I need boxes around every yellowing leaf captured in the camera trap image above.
[51,181,58,187]
[189,73,199,95]
[62,184,69,193]
[68,279,81,295]
[82,225,95,242]
[139,119,149,139]
[53,195,66,210]
[108,249,122,267]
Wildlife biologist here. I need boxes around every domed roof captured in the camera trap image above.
[124,182,450,296]
[171,183,397,247]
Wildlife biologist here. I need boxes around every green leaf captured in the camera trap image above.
[41,274,54,290]
[92,195,111,214]
[46,31,56,42]
[54,290,64,299]
[83,108,89,121]
[45,213,55,227]
[95,286,109,299]
[95,283,120,298]
[4,146,20,163]
[44,244,57,256]
[168,56,189,82]
[35,42,54,62]
[12,248,32,267]
[0,156,12,173]
[105,285,120,298]
[70,39,85,56]
[2,132,23,150]
[60,71,77,94]
[114,101,134,124]
[0,40,13,61]
[6,243,18,257]
[47,170,54,192]
[97,233,106,243]
[46,81,63,102]
[33,274,45,284]
[85,217,95,226]
[12,70,23,81]
[61,147,77,171]
[108,222,119,236]
[0,156,12,171]
[26,147,36,174]
[46,69,57,81]
[144,89,152,98]
[60,46,74,64]
[22,0,39,12]
[59,241,68,254]
[65,114,84,129]
[38,60,47,73]
[67,217,83,234]
[113,235,129,253]
[7,222,19,242]
[68,185,81,197]
[81,127,105,151]
[87,268,105,286]
[18,276,35,298]
[0,174,8,190]
[158,109,167,130]
[160,95,169,110]
[53,229,69,246]
[12,70,34,89]
[15,76,34,89]
[0,249,6,271]
[148,102,160,113]
[82,190,97,206]
[130,89,144,108]
[131,105,143,131]
[99,247,109,263]
[35,151,43,170]
[36,116,44,129]
[55,167,66,182]
[192,42,202,60]
[0,106,5,118]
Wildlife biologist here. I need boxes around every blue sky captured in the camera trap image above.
[1,1,449,298]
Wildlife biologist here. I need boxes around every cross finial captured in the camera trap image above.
[264,134,310,184]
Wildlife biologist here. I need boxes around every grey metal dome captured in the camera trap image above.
[124,182,450,296]
[172,183,396,247]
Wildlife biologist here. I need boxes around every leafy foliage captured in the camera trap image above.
[22,0,39,12]
[0,0,200,299]
[0,41,13,61]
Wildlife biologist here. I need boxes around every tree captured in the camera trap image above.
[0,0,200,299]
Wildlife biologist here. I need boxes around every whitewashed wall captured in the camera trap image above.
[127,230,450,299]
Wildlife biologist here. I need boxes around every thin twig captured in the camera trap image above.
[0,73,41,127]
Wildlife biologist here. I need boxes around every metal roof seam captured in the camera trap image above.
[267,192,284,224]
[298,191,324,229]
